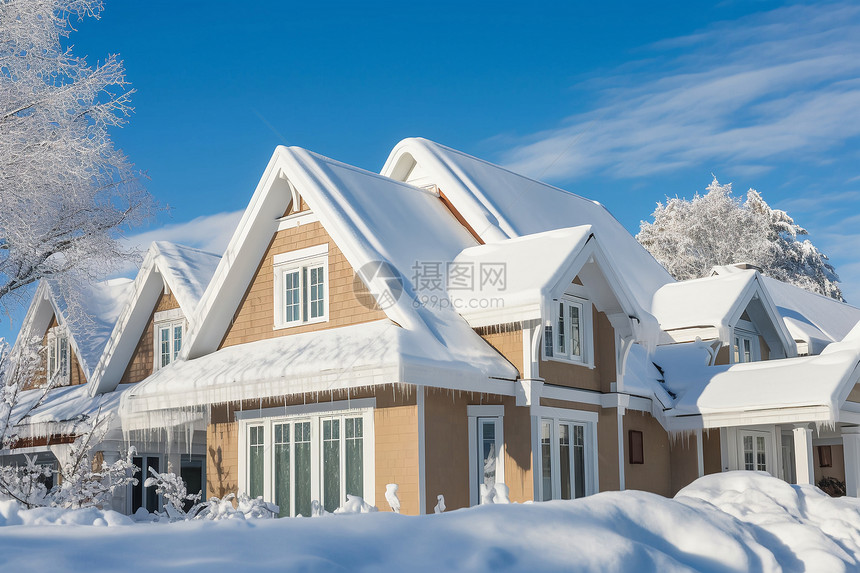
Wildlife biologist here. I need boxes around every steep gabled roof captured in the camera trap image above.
[87,242,221,396]
[179,145,517,384]
[16,278,133,383]
[712,265,860,353]
[381,137,674,312]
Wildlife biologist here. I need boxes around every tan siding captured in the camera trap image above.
[375,402,420,515]
[715,345,730,365]
[424,390,532,511]
[207,421,239,499]
[539,307,616,392]
[478,327,524,378]
[597,407,621,492]
[29,314,86,389]
[668,435,699,496]
[624,411,672,497]
[702,429,722,474]
[759,336,770,361]
[120,291,181,385]
[220,221,385,349]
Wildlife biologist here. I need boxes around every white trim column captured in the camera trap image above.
[793,424,814,485]
[843,427,860,497]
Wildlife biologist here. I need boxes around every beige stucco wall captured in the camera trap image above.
[624,410,673,497]
[120,290,181,385]
[220,220,385,349]
[539,307,616,393]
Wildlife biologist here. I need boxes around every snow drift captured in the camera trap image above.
[0,472,857,572]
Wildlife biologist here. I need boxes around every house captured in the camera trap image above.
[8,137,860,516]
[114,138,860,515]
[2,242,220,513]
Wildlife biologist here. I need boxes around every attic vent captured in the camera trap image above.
[732,262,763,273]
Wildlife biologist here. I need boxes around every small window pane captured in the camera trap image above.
[59,336,68,376]
[309,265,325,319]
[756,436,767,471]
[743,338,752,363]
[569,304,581,358]
[48,341,56,375]
[248,426,265,500]
[294,422,312,517]
[160,327,171,367]
[479,419,497,492]
[284,271,301,323]
[743,435,754,470]
[274,423,290,517]
[541,420,552,501]
[323,419,340,513]
[173,325,182,359]
[345,417,364,498]
[556,302,565,354]
[573,425,586,499]
[559,424,571,500]
[628,430,644,465]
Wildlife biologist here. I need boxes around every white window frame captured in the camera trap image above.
[533,406,599,502]
[467,405,505,506]
[152,308,185,371]
[237,399,375,516]
[737,429,773,473]
[543,292,595,367]
[723,426,778,476]
[273,244,329,330]
[46,327,70,385]
[732,324,760,364]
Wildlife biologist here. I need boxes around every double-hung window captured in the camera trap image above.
[153,310,185,370]
[273,244,329,329]
[239,401,374,517]
[536,408,597,501]
[733,332,759,363]
[46,327,69,385]
[739,430,770,473]
[545,294,593,365]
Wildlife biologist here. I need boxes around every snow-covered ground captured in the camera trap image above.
[0,472,858,572]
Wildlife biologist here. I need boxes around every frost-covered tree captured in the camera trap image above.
[0,0,156,315]
[637,178,842,300]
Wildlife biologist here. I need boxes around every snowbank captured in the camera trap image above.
[0,500,132,527]
[0,472,857,572]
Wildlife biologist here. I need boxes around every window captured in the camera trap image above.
[733,333,758,363]
[467,406,505,505]
[153,311,184,370]
[628,430,644,464]
[818,445,833,468]
[46,327,69,384]
[739,430,770,472]
[544,295,592,365]
[539,416,593,501]
[131,455,161,514]
[239,402,373,517]
[273,244,329,329]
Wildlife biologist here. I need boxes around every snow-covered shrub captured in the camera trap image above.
[637,177,842,300]
[0,456,52,508]
[52,441,139,510]
[143,467,201,520]
[333,495,377,514]
[193,493,278,521]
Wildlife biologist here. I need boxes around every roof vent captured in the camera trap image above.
[732,262,763,273]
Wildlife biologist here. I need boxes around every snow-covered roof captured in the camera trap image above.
[120,320,518,431]
[711,265,860,352]
[449,226,593,326]
[180,146,517,390]
[381,138,674,313]
[652,324,860,429]
[650,270,795,358]
[9,383,130,441]
[15,278,133,383]
[87,242,221,396]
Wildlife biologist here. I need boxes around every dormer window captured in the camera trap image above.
[732,319,761,364]
[46,327,69,384]
[545,295,593,366]
[273,244,329,330]
[153,309,185,370]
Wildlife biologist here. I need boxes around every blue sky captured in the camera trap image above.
[2,0,860,341]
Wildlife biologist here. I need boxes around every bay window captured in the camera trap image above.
[239,401,374,517]
[273,244,329,329]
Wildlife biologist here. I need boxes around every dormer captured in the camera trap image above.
[651,270,796,364]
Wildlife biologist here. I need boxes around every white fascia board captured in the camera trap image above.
[276,210,319,231]
[181,149,292,360]
[754,276,799,358]
[457,303,541,328]
[699,406,833,429]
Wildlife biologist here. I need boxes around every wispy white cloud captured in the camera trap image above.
[115,210,243,276]
[500,3,860,181]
